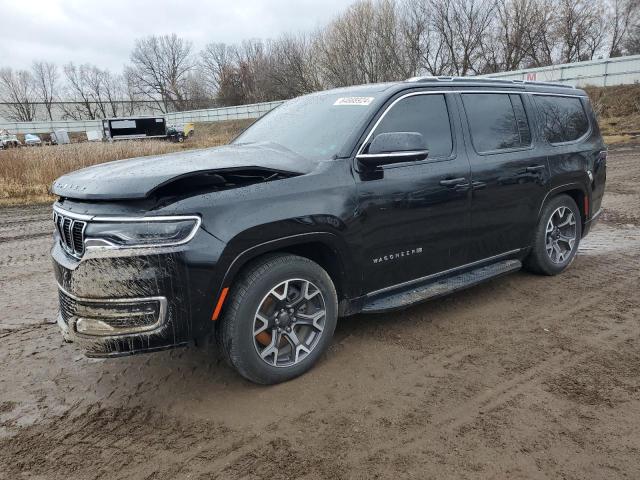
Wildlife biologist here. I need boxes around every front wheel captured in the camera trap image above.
[217,254,338,384]
[525,194,582,275]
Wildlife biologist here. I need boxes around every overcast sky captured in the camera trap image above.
[0,0,353,72]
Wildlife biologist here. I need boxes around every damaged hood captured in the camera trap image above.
[52,142,316,200]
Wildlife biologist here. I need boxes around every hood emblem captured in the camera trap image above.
[55,182,87,192]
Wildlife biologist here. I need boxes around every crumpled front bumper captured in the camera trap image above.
[55,284,174,357]
[51,227,225,357]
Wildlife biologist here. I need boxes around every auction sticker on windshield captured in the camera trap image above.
[334,97,375,106]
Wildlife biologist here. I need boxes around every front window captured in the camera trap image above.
[234,92,381,160]
[367,94,453,158]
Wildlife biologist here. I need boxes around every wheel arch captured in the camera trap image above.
[216,232,357,314]
[538,183,588,228]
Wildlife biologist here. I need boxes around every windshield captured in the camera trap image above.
[234,92,380,160]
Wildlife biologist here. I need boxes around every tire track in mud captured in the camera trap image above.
[0,231,51,244]
[0,204,52,229]
[432,305,639,432]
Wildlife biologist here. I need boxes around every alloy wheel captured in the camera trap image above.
[545,206,577,264]
[253,278,326,368]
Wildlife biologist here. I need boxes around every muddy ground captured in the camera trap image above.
[1,146,640,480]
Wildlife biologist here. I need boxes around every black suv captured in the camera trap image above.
[51,77,606,384]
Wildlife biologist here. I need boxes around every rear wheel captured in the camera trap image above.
[217,254,338,384]
[525,194,582,275]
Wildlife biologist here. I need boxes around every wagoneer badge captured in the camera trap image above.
[373,247,423,264]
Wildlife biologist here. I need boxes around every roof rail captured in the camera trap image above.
[405,75,574,89]
[522,79,576,89]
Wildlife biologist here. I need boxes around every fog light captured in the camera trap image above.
[58,287,168,337]
[76,318,117,335]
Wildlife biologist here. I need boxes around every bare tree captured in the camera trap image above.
[128,33,196,112]
[102,72,127,117]
[31,61,58,120]
[61,63,98,119]
[609,0,640,56]
[556,0,607,62]
[481,0,550,72]
[316,0,408,86]
[401,0,451,76]
[430,0,496,75]
[520,0,558,67]
[626,20,640,54]
[200,42,236,97]
[122,69,143,116]
[268,34,324,98]
[233,39,272,103]
[0,68,37,121]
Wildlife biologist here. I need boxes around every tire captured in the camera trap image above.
[524,194,582,276]
[217,254,338,384]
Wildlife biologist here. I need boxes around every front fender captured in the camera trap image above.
[201,219,359,328]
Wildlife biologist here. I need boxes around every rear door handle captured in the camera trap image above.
[439,177,467,187]
[525,165,545,173]
[472,181,487,190]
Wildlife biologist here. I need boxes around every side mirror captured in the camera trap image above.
[357,132,428,169]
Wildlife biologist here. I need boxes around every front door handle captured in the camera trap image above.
[525,165,545,173]
[439,177,467,187]
[472,181,487,190]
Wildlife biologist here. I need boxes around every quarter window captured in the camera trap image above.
[370,94,453,158]
[536,95,589,144]
[462,93,532,153]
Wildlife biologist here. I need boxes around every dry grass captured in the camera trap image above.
[0,119,253,206]
[585,84,640,144]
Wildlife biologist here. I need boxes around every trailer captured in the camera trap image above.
[102,117,167,141]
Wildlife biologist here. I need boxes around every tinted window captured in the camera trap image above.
[462,93,532,152]
[370,94,453,158]
[536,95,589,143]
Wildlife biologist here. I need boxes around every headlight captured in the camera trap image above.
[84,216,200,248]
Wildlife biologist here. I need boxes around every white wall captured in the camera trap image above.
[480,54,640,87]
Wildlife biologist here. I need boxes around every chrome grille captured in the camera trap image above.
[58,289,77,325]
[53,211,86,257]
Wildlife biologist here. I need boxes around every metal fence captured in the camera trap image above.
[481,54,640,87]
[2,55,639,135]
[0,100,285,135]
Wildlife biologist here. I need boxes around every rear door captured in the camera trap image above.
[534,94,603,213]
[458,92,549,261]
[356,92,473,294]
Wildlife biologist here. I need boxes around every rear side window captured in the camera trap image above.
[462,93,531,153]
[371,94,453,158]
[536,95,589,144]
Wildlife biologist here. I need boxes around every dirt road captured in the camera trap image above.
[1,147,640,479]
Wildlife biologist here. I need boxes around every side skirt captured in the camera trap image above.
[360,259,522,314]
